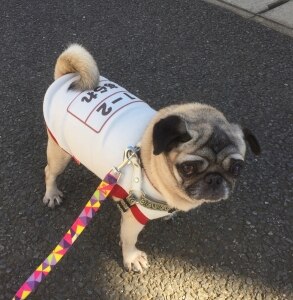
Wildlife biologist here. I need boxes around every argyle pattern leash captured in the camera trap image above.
[13,171,118,300]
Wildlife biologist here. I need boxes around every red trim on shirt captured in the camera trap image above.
[47,127,80,164]
[48,126,148,224]
[47,127,59,145]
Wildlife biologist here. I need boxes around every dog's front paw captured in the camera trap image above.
[123,249,149,273]
[43,189,64,208]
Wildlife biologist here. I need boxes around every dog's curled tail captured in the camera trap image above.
[54,44,99,90]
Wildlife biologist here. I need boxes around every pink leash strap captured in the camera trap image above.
[13,171,119,300]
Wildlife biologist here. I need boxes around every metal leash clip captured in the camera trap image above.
[112,146,140,179]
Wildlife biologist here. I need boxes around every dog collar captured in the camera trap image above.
[117,191,177,214]
[115,147,177,224]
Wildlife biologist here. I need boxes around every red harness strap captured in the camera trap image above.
[109,184,128,199]
[130,205,149,225]
[110,184,149,225]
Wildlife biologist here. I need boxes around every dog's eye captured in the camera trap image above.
[178,161,202,177]
[229,160,244,177]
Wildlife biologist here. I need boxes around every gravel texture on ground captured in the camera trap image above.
[1,1,292,299]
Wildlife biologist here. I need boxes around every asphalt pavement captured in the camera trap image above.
[1,1,292,299]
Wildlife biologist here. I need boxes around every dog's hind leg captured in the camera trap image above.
[43,132,71,208]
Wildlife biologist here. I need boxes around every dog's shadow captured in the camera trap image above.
[83,184,290,297]
[137,187,291,295]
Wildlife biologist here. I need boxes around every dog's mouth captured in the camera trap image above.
[200,194,229,203]
[186,180,231,202]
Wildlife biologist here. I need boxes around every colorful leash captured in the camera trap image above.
[13,147,138,300]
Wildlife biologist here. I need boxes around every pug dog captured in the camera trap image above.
[43,44,260,272]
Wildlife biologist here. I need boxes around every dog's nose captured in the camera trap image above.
[204,173,223,186]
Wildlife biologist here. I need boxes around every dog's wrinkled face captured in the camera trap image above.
[174,125,245,202]
[152,105,260,204]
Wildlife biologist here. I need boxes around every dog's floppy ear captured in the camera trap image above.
[153,115,191,155]
[242,128,261,155]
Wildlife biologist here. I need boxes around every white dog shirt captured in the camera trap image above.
[44,74,173,224]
